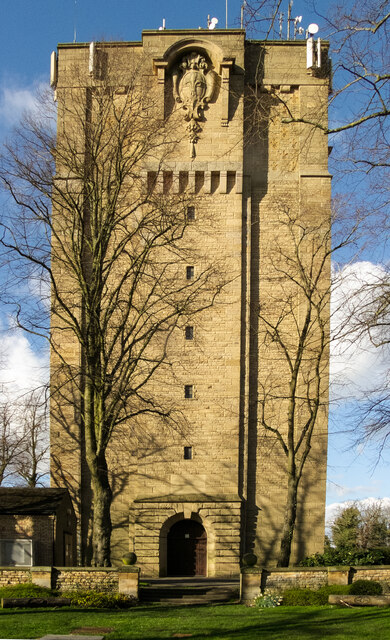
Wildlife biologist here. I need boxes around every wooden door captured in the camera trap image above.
[167,519,207,576]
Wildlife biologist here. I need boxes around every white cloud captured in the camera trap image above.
[330,261,390,399]
[0,326,48,402]
[0,87,37,126]
[0,79,49,129]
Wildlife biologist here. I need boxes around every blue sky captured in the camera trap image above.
[0,0,388,520]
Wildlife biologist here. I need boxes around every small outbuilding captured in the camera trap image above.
[0,488,76,566]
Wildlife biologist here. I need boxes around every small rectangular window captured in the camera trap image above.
[184,385,193,399]
[186,266,194,280]
[186,206,195,221]
[184,446,193,460]
[185,326,194,340]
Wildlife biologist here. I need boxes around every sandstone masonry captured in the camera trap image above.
[50,29,331,576]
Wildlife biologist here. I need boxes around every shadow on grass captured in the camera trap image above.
[104,605,390,640]
[1,604,390,640]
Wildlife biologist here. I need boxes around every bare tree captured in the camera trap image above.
[244,1,390,481]
[243,1,285,38]
[0,388,48,486]
[256,201,356,566]
[16,388,49,487]
[0,54,226,565]
[244,1,389,208]
[0,400,24,485]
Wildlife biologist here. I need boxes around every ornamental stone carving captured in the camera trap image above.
[172,51,216,158]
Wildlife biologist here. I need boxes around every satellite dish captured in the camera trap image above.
[209,17,218,30]
[307,23,319,34]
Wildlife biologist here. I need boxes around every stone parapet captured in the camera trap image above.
[117,566,140,597]
[31,567,52,589]
[327,566,353,585]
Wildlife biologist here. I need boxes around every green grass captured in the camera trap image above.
[0,603,390,639]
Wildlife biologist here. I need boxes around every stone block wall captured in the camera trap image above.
[132,498,241,577]
[0,566,139,598]
[353,566,390,586]
[263,567,328,592]
[241,565,390,602]
[0,567,31,587]
[51,31,331,574]
[53,567,120,592]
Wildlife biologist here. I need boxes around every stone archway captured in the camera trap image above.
[167,519,207,576]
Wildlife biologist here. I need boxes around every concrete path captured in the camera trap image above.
[0,636,104,640]
[39,635,104,640]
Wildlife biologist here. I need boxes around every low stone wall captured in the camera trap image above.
[241,565,390,603]
[264,567,328,592]
[0,567,31,587]
[353,566,390,585]
[0,566,140,598]
[53,567,119,592]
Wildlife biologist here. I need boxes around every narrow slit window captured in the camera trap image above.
[186,206,195,221]
[185,326,194,340]
[184,385,193,399]
[186,266,194,280]
[184,446,192,460]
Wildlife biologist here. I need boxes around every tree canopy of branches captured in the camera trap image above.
[245,0,390,490]
[256,194,356,566]
[0,388,48,487]
[0,54,226,565]
[258,205,332,566]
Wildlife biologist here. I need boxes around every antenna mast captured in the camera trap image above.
[226,0,228,28]
[73,0,77,43]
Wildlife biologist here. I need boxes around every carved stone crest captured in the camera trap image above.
[173,52,216,158]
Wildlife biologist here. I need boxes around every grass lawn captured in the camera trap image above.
[0,603,390,639]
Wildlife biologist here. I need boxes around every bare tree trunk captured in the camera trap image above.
[278,472,299,567]
[84,376,112,566]
[90,453,112,567]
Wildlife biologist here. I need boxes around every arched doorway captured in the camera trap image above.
[167,519,207,576]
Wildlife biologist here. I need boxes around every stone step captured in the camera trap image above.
[140,585,239,604]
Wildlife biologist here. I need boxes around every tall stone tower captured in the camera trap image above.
[50,29,331,576]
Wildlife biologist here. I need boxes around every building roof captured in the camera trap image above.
[0,488,71,515]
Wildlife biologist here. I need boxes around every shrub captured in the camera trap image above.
[0,583,56,599]
[300,547,390,566]
[349,580,382,595]
[252,589,282,608]
[63,590,136,609]
[282,585,351,606]
[282,588,323,606]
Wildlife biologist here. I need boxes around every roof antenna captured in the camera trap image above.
[73,0,77,43]
[241,1,247,29]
